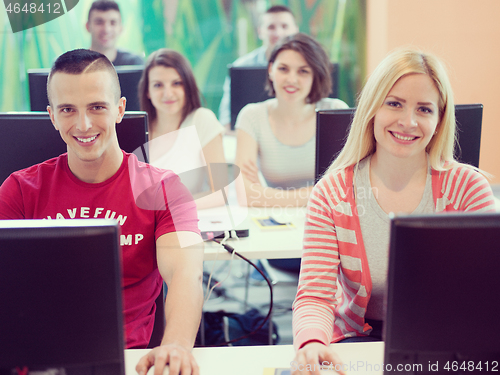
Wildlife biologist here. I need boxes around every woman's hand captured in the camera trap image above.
[291,342,345,375]
[240,159,261,185]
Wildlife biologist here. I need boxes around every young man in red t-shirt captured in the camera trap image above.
[0,49,202,375]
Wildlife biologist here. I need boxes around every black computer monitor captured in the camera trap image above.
[0,219,125,374]
[315,104,483,181]
[114,65,144,111]
[230,63,339,129]
[315,108,353,181]
[28,65,144,111]
[384,213,500,373]
[454,104,483,166]
[0,111,148,184]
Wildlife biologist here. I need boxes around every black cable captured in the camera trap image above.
[204,238,274,346]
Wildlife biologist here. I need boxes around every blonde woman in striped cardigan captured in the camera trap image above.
[291,48,495,375]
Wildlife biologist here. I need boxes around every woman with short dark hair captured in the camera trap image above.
[235,33,348,208]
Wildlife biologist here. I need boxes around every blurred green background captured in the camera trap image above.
[0,0,365,114]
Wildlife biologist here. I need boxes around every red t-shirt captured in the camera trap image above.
[0,152,200,348]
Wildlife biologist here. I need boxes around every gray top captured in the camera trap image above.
[236,98,349,189]
[113,49,144,66]
[354,155,435,321]
[218,46,268,125]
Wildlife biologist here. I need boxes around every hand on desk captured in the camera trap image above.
[292,342,345,375]
[135,343,199,375]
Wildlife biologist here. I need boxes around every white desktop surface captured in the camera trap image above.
[125,342,385,375]
[200,195,500,261]
[199,205,306,261]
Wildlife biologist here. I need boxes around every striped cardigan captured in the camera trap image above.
[292,163,495,349]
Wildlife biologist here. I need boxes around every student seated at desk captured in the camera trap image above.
[0,49,203,375]
[138,48,227,209]
[235,33,348,208]
[291,48,495,374]
[235,33,348,276]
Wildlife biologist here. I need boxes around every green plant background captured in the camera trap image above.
[0,0,365,113]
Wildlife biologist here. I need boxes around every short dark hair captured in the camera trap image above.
[138,48,201,126]
[47,49,120,105]
[266,5,294,16]
[88,0,120,21]
[266,33,332,104]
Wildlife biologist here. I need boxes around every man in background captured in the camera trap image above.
[86,0,144,66]
[218,5,298,129]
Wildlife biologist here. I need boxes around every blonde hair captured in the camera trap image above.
[327,48,456,174]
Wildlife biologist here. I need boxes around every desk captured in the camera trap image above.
[200,206,306,261]
[125,342,385,375]
[201,195,500,261]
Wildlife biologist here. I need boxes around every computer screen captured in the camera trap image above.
[384,213,500,373]
[315,104,483,181]
[454,104,483,166]
[0,219,125,374]
[230,63,339,129]
[0,111,148,184]
[314,108,353,182]
[114,65,144,111]
[28,65,144,111]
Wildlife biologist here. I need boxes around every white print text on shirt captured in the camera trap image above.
[44,207,144,246]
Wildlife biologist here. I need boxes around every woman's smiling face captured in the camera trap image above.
[268,49,314,104]
[373,73,440,161]
[147,65,186,118]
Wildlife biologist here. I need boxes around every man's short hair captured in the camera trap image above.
[266,5,294,17]
[260,5,296,27]
[47,49,121,105]
[88,0,120,21]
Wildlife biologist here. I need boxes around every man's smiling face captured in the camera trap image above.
[86,9,123,51]
[47,70,125,168]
